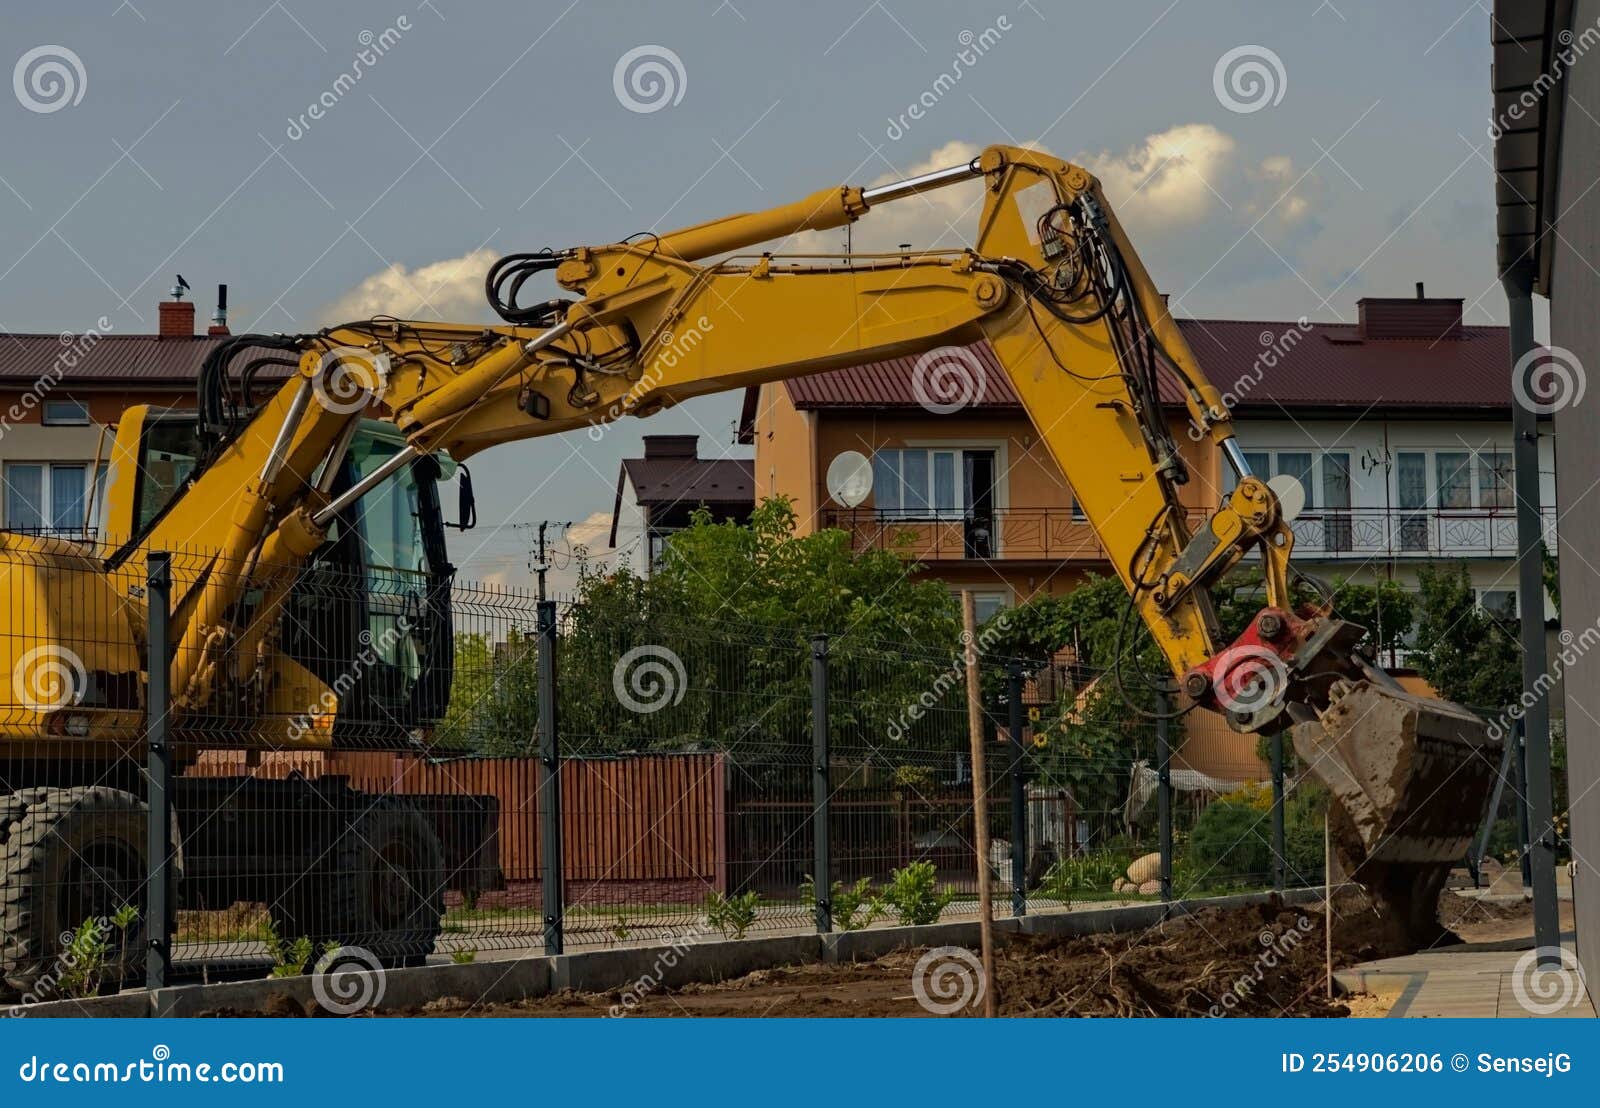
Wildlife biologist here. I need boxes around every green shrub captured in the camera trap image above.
[799,875,884,931]
[879,862,955,926]
[1184,799,1272,886]
[704,890,760,939]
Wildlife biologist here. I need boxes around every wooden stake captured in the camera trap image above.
[962,590,997,1018]
[1324,807,1333,1000]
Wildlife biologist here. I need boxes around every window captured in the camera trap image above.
[871,448,970,517]
[1477,450,1515,509]
[4,462,90,534]
[1479,589,1517,621]
[42,398,90,426]
[1435,452,1473,509]
[954,588,1010,624]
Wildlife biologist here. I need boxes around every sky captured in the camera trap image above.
[0,0,1525,589]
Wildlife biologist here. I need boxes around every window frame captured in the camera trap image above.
[41,397,91,426]
[3,460,93,535]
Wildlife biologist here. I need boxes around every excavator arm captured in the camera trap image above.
[115,144,1496,944]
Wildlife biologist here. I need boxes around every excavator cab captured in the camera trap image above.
[98,410,460,746]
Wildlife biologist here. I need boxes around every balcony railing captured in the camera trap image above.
[820,506,1558,563]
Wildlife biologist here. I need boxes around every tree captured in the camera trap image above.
[1409,562,1521,711]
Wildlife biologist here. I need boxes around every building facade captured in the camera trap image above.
[608,434,754,576]
[739,294,1555,627]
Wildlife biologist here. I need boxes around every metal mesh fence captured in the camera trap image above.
[0,536,1341,1003]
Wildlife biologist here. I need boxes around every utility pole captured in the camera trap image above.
[521,520,571,603]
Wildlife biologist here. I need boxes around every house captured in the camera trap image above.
[608,434,754,575]
[0,286,236,537]
[738,291,1555,630]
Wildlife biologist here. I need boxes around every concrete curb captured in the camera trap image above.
[6,887,1328,1017]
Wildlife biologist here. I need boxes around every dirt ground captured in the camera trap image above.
[221,890,1547,1019]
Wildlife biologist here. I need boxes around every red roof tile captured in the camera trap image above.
[777,319,1512,414]
[0,333,287,386]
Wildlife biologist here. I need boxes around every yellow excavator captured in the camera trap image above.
[0,144,1496,987]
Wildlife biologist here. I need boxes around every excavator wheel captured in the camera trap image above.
[273,797,446,966]
[1292,680,1500,948]
[330,797,445,965]
[0,787,150,995]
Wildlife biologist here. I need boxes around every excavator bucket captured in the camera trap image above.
[1291,680,1501,946]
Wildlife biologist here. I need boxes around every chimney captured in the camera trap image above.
[1356,289,1463,340]
[207,283,230,336]
[159,280,194,338]
[642,434,699,460]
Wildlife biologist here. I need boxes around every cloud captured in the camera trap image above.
[1081,124,1237,228]
[319,247,499,325]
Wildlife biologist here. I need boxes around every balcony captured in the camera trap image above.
[820,506,1557,563]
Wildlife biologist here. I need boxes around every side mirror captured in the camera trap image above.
[452,465,477,531]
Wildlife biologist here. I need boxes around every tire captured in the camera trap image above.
[0,787,149,995]
[272,797,445,966]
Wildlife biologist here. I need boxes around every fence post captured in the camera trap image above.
[1271,731,1286,891]
[810,634,831,934]
[1155,679,1174,903]
[144,552,173,991]
[1007,661,1027,917]
[536,599,563,956]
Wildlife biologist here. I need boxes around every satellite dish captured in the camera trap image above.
[1267,472,1306,523]
[826,450,874,508]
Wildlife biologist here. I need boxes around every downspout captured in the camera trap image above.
[1502,257,1562,965]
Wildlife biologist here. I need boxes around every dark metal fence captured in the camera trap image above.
[0,537,1311,1006]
